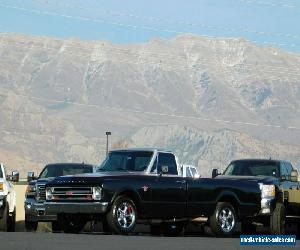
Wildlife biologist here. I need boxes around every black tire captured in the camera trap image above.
[270,203,285,235]
[106,196,137,235]
[162,222,184,236]
[241,219,256,235]
[51,221,61,233]
[296,222,300,239]
[102,217,111,233]
[210,202,237,237]
[25,220,38,232]
[60,216,86,234]
[7,207,16,232]
[150,224,162,236]
[0,204,8,232]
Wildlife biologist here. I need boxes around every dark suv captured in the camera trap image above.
[24,163,96,232]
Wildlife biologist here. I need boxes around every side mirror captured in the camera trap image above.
[291,170,298,182]
[27,172,35,182]
[11,171,19,182]
[212,169,219,178]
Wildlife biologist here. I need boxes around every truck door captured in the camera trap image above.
[149,153,187,219]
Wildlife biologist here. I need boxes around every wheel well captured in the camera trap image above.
[117,190,140,212]
[218,195,239,216]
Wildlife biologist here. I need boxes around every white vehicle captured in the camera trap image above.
[181,164,199,178]
[0,163,17,231]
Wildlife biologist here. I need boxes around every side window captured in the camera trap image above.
[157,153,178,175]
[280,163,289,180]
[285,163,293,180]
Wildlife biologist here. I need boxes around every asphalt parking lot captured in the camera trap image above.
[10,185,300,250]
[3,232,299,250]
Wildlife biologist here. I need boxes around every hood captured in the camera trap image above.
[35,177,56,185]
[28,180,37,186]
[46,171,145,186]
[216,175,279,185]
[71,171,145,178]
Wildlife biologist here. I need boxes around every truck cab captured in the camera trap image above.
[0,163,17,231]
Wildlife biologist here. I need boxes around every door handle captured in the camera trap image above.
[176,180,186,184]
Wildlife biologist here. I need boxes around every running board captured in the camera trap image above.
[191,217,208,223]
[286,215,300,219]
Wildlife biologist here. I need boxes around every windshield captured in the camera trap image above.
[223,161,279,177]
[39,164,93,179]
[97,151,153,172]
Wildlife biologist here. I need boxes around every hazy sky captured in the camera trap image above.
[0,0,300,52]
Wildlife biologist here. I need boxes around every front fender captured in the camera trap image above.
[215,190,242,204]
[111,187,142,204]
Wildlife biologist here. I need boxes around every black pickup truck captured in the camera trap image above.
[212,159,300,235]
[45,149,283,236]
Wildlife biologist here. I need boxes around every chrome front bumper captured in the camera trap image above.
[44,202,109,214]
[25,199,57,222]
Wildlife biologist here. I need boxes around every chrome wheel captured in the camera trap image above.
[116,201,136,229]
[217,207,235,233]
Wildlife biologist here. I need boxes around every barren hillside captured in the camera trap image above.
[0,33,299,176]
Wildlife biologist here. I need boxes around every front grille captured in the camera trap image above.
[51,187,93,201]
[36,184,46,201]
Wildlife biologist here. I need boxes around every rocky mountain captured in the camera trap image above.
[121,125,300,176]
[0,33,299,176]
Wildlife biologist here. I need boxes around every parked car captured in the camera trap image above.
[181,164,199,178]
[0,163,17,231]
[45,148,277,236]
[24,163,97,232]
[212,159,300,235]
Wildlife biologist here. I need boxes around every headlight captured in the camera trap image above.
[0,182,3,191]
[0,199,3,207]
[26,185,36,194]
[259,183,275,198]
[46,187,53,200]
[92,187,102,200]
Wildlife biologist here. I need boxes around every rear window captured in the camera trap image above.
[190,168,197,177]
[224,161,279,177]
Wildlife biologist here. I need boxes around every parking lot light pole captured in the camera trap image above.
[106,131,111,156]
